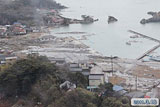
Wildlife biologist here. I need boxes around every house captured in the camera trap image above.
[60,81,76,91]
[69,63,82,73]
[69,62,91,76]
[48,57,66,66]
[0,55,6,64]
[50,9,58,15]
[0,54,17,65]
[0,26,7,36]
[113,85,127,96]
[124,91,145,98]
[10,23,27,35]
[12,26,26,35]
[82,68,90,76]
[69,67,82,73]
[52,16,65,25]
[145,84,160,98]
[31,27,41,33]
[89,66,105,87]
[44,14,65,26]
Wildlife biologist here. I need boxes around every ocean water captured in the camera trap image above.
[52,0,160,59]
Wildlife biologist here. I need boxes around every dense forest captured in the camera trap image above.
[0,0,65,26]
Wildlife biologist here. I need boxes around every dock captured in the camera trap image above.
[128,30,160,43]
[137,44,160,60]
[128,30,160,60]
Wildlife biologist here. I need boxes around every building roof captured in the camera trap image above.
[89,75,102,80]
[69,63,79,68]
[82,72,90,76]
[48,57,66,62]
[69,68,82,72]
[157,84,160,88]
[125,91,145,98]
[90,66,104,75]
[113,85,124,92]
[0,54,5,60]
[0,54,17,60]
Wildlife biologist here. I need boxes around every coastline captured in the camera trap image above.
[1,23,160,92]
[0,3,160,92]
[12,29,160,92]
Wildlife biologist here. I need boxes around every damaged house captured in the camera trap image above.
[43,11,70,26]
[0,26,7,36]
[44,15,65,26]
[9,22,27,35]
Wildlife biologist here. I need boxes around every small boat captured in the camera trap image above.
[149,55,160,62]
[130,35,139,38]
[126,42,131,45]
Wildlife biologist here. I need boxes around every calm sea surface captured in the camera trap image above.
[52,0,160,59]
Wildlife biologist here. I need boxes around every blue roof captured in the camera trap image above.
[13,22,21,25]
[113,85,123,92]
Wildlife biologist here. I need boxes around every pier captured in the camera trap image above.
[137,44,160,60]
[128,30,160,43]
[128,30,160,60]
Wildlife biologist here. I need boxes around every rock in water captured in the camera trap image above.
[108,16,118,24]
[140,19,147,24]
[140,11,160,24]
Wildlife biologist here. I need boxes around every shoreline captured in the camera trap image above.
[0,6,160,92]
[14,30,160,91]
[1,25,160,92]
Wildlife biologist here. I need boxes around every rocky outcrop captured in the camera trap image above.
[69,15,98,24]
[108,16,118,24]
[140,11,160,24]
[80,15,98,24]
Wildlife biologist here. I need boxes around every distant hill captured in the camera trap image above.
[0,0,65,26]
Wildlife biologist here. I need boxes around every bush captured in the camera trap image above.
[67,72,88,88]
[53,88,97,107]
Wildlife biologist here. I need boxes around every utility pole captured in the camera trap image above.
[135,75,138,91]
[111,55,114,76]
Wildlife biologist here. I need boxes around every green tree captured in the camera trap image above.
[0,55,57,97]
[98,82,114,97]
[53,88,97,107]
[101,97,131,107]
[68,72,88,88]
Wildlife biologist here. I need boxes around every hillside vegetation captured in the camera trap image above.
[0,55,131,107]
[0,0,65,26]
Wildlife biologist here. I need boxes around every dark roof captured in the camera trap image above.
[82,72,90,76]
[89,75,102,80]
[69,68,82,72]
[69,63,79,68]
[0,54,6,60]
[113,85,124,92]
[48,57,66,62]
[125,91,145,98]
[0,54,17,60]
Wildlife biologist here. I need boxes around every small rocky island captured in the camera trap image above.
[69,15,98,24]
[108,16,118,24]
[140,11,160,24]
[80,15,98,24]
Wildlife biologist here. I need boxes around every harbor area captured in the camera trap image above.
[0,29,160,98]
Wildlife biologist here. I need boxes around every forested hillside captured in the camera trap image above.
[0,0,65,25]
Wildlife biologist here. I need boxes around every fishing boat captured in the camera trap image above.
[149,55,160,62]
[126,42,131,45]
